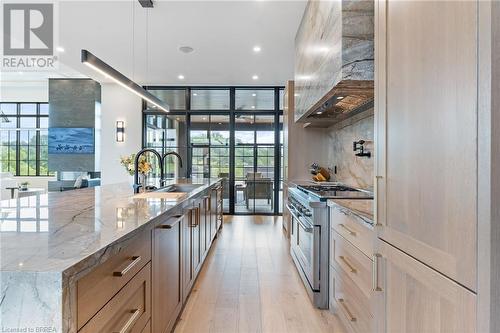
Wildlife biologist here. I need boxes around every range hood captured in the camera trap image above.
[294,0,374,127]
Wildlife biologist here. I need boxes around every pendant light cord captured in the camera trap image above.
[146,9,149,85]
[131,0,135,80]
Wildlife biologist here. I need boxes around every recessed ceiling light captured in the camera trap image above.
[253,46,261,53]
[251,106,256,109]
[179,46,194,53]
[337,96,344,100]
[56,46,65,53]
[203,117,207,120]
[252,75,259,80]
[193,93,198,96]
[18,71,23,75]
[178,74,185,80]
[297,75,312,81]
[252,93,257,97]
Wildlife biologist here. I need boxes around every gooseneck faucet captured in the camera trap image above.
[133,148,164,194]
[160,152,184,186]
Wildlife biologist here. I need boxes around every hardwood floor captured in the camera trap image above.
[174,215,345,333]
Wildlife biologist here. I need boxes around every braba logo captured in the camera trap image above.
[2,2,57,70]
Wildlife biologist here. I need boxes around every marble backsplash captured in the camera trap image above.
[326,112,374,190]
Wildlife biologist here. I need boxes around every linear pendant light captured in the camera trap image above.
[81,49,169,112]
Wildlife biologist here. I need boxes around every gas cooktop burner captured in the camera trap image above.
[296,183,373,200]
[298,185,355,192]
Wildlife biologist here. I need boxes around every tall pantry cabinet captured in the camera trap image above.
[374,0,500,332]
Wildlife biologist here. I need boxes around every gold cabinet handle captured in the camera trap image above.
[339,223,356,236]
[338,299,356,322]
[188,208,197,228]
[113,309,141,333]
[203,195,211,211]
[339,255,357,273]
[113,256,141,277]
[372,253,382,291]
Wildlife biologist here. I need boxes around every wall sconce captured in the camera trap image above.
[116,121,125,142]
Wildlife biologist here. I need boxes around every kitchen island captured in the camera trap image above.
[0,178,223,333]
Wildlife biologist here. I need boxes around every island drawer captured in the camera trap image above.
[77,230,152,329]
[330,266,373,333]
[330,229,373,299]
[330,203,373,257]
[79,262,151,333]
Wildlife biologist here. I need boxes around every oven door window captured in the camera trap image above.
[295,217,318,290]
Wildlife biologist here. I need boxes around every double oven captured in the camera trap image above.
[286,187,330,309]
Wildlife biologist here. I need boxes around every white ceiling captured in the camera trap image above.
[2,0,307,86]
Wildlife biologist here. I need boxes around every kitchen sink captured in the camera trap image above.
[157,183,203,193]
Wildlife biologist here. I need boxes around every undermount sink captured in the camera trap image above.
[157,183,203,193]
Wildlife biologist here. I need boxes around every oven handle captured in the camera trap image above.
[286,203,300,219]
[297,218,314,233]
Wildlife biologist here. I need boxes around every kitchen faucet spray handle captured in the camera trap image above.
[353,140,366,151]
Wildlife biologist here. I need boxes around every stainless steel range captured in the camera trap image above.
[286,182,372,309]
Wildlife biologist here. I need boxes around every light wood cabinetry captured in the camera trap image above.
[331,267,374,333]
[374,241,476,333]
[329,201,375,333]
[153,215,183,333]
[141,321,151,333]
[375,0,478,291]
[373,0,487,331]
[330,203,373,258]
[79,262,151,333]
[331,229,372,300]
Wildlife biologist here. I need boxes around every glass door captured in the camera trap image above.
[234,114,275,214]
[189,114,230,213]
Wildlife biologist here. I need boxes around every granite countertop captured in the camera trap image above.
[0,178,220,273]
[327,198,374,224]
[0,178,221,332]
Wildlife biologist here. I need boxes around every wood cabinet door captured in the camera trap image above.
[376,0,477,290]
[153,215,182,333]
[182,209,193,302]
[200,196,207,258]
[374,241,476,333]
[211,187,218,239]
[192,201,202,276]
[203,194,211,252]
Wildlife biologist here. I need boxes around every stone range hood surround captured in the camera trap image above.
[295,0,374,125]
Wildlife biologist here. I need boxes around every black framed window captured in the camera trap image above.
[0,102,51,176]
[142,86,283,215]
